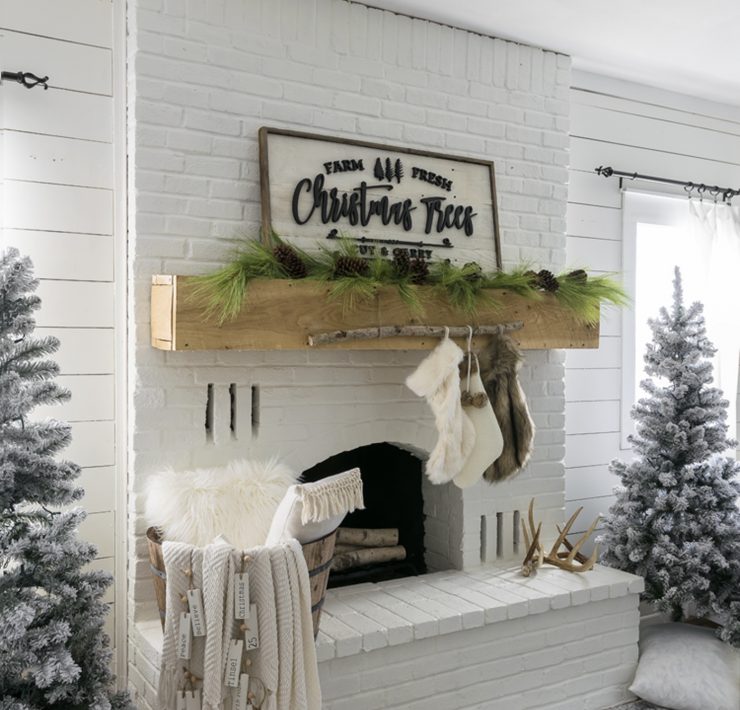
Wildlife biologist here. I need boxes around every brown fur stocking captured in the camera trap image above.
[477,334,535,482]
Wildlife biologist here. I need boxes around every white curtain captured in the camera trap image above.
[688,200,740,445]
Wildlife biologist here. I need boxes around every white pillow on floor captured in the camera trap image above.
[629,623,740,710]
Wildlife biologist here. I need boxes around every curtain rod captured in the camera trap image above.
[595,166,740,202]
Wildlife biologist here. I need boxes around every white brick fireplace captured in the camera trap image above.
[126,1,642,708]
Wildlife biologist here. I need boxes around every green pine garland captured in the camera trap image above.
[190,235,627,325]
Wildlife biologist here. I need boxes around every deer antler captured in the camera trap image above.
[520,498,600,575]
[520,498,544,576]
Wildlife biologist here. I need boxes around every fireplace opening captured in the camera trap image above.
[301,443,426,588]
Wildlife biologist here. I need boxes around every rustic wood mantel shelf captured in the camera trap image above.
[150,275,600,351]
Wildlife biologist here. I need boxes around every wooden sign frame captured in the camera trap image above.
[258,126,502,268]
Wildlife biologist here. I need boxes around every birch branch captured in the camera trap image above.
[308,322,524,347]
[334,543,366,554]
[336,527,400,547]
[331,545,407,572]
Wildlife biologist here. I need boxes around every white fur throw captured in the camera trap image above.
[145,458,297,549]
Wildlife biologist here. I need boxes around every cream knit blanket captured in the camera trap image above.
[158,540,320,710]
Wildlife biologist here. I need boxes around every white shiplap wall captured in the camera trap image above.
[565,70,740,532]
[0,0,124,669]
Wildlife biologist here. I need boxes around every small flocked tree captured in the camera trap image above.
[601,267,740,646]
[0,249,133,709]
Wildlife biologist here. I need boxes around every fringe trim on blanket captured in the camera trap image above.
[159,667,179,710]
[297,468,364,524]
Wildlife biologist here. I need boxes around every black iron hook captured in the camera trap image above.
[1,71,49,90]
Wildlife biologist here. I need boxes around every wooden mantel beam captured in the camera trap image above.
[150,276,600,351]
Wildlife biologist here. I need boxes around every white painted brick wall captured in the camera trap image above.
[128,0,571,596]
[128,0,572,697]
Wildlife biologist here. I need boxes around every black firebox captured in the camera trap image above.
[301,443,426,588]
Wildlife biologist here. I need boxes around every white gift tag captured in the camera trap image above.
[224,639,243,687]
[187,588,206,637]
[186,689,201,710]
[234,573,250,620]
[177,612,192,659]
[243,604,260,651]
[234,673,250,710]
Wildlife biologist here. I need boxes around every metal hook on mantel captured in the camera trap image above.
[1,71,49,90]
[307,322,524,347]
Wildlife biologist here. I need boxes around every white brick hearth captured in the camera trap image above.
[131,565,643,709]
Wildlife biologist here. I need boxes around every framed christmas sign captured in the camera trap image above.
[258,126,502,268]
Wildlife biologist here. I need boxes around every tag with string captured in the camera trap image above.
[224,639,244,687]
[242,604,260,651]
[234,573,250,620]
[177,612,192,659]
[187,588,206,637]
[235,554,251,620]
[234,673,250,710]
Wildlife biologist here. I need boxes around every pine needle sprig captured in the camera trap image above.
[305,244,337,283]
[368,254,393,282]
[370,254,425,314]
[481,265,543,300]
[555,271,628,325]
[187,235,629,324]
[328,275,380,314]
[395,279,425,315]
[189,239,283,324]
[429,260,499,314]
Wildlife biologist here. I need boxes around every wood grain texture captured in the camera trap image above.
[298,531,337,638]
[151,276,600,351]
[151,277,175,347]
[331,545,406,571]
[336,527,399,547]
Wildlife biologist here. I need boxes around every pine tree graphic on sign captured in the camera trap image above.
[374,157,404,183]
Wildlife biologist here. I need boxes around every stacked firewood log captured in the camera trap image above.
[331,527,406,572]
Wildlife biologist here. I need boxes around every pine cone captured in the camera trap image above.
[334,255,369,277]
[409,257,429,284]
[566,269,588,284]
[392,251,410,277]
[273,244,307,279]
[537,269,560,292]
[463,262,483,283]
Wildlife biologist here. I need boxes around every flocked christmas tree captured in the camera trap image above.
[0,249,133,708]
[600,267,740,646]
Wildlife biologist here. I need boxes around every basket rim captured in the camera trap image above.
[145,526,338,549]
[146,526,163,545]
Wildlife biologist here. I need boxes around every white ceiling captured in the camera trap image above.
[365,0,740,107]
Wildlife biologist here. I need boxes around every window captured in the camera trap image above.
[621,191,697,447]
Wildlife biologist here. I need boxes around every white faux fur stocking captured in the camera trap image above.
[453,353,504,488]
[406,336,476,484]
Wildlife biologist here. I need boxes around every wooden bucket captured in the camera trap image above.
[146,527,168,628]
[145,526,336,639]
[301,530,337,638]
